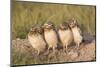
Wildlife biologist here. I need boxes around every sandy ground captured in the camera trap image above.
[12,34,96,65]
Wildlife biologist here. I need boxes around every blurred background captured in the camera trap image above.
[12,1,96,39]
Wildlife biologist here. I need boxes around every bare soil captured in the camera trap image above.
[11,34,96,65]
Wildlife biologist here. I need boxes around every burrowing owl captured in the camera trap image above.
[58,22,73,52]
[28,26,46,55]
[43,22,58,53]
[68,18,83,48]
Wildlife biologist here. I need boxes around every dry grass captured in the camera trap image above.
[12,1,96,39]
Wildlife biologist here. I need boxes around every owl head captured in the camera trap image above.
[68,18,78,28]
[29,26,42,35]
[42,21,55,31]
[59,22,70,30]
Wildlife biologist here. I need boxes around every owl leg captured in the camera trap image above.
[63,46,67,53]
[65,45,68,53]
[53,47,56,53]
[75,42,80,50]
[78,42,80,47]
[52,47,55,54]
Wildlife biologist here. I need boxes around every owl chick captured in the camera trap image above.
[58,22,73,52]
[68,18,83,48]
[43,22,58,53]
[28,26,46,55]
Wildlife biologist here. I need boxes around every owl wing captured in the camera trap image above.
[78,28,82,35]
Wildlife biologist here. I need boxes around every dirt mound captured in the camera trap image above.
[11,35,96,65]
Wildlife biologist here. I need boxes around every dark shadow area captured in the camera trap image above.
[82,34,95,44]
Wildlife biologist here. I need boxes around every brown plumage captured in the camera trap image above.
[28,26,46,55]
[43,22,58,52]
[58,22,73,52]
